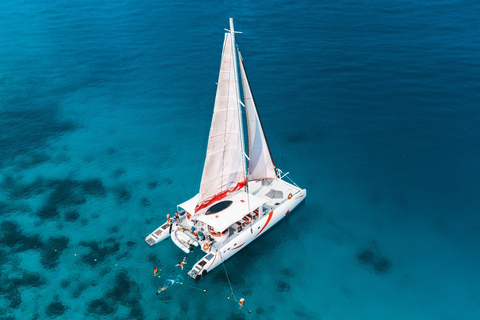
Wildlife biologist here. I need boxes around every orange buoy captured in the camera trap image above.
[239,298,245,307]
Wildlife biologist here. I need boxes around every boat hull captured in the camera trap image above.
[145,222,171,246]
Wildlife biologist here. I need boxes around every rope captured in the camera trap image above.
[219,252,238,303]
[181,282,207,292]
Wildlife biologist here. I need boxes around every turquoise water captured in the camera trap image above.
[1,0,479,319]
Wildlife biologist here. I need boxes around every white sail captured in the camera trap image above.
[238,51,277,181]
[195,27,246,213]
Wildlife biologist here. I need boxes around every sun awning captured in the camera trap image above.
[195,190,267,231]
[178,194,200,214]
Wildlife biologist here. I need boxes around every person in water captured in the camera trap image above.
[156,284,168,295]
[156,279,175,295]
[153,267,160,276]
[176,257,187,270]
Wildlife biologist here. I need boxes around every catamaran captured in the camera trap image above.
[145,18,307,280]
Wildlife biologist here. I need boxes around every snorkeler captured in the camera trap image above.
[156,279,175,295]
[156,285,167,295]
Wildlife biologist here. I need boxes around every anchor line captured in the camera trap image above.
[219,252,239,304]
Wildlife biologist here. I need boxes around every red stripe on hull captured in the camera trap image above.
[255,211,274,238]
[285,210,290,216]
[207,254,217,271]
[232,242,245,250]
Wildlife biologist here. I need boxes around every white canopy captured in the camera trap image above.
[195,190,267,232]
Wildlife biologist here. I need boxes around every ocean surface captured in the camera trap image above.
[1,0,479,319]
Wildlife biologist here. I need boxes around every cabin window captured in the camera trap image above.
[206,200,233,215]
[205,254,214,260]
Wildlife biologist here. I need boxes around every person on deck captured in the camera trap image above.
[174,211,180,224]
[166,214,172,233]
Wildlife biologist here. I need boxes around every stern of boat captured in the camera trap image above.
[187,252,217,280]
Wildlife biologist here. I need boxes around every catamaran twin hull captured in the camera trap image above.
[145,179,306,280]
[145,18,306,280]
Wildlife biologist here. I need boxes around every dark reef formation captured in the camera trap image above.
[357,248,393,275]
[45,300,67,317]
[0,271,47,308]
[80,238,120,266]
[86,270,144,319]
[276,280,291,292]
[41,236,70,269]
[3,177,106,220]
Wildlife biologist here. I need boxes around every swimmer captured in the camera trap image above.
[176,257,187,270]
[156,279,175,295]
[153,267,160,276]
[156,285,168,295]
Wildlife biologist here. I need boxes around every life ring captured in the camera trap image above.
[288,193,292,199]
[203,243,210,251]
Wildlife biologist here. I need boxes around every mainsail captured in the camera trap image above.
[238,51,277,181]
[195,22,246,213]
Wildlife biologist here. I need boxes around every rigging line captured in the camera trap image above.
[219,252,238,303]
[284,173,299,188]
[271,130,290,175]
[232,33,247,184]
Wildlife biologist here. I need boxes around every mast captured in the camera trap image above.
[229,18,248,188]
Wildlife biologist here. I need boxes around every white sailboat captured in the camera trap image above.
[145,18,307,280]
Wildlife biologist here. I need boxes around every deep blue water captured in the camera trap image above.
[1,0,479,319]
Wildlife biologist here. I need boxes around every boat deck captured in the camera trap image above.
[194,179,301,249]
